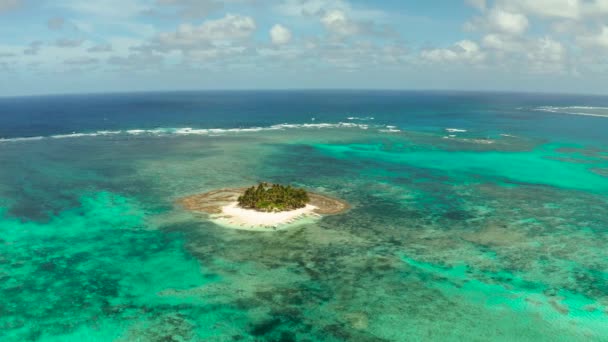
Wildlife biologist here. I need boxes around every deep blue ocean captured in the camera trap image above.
[1,91,608,341]
[2,91,608,144]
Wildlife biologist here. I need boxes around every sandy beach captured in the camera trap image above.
[176,186,349,231]
[211,202,320,231]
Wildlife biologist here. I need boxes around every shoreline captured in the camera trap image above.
[212,202,321,231]
[176,187,349,231]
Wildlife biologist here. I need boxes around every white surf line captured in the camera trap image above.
[0,122,381,143]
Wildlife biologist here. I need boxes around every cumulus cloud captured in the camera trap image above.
[4,0,604,92]
[479,33,571,74]
[467,8,529,35]
[321,9,360,36]
[48,17,65,30]
[421,40,485,64]
[489,9,529,35]
[487,0,608,21]
[526,37,567,74]
[277,0,350,17]
[156,14,256,49]
[457,0,608,76]
[577,26,608,49]
[137,1,405,71]
[277,0,386,20]
[482,33,522,52]
[497,0,581,20]
[127,13,260,67]
[277,0,392,40]
[270,24,292,45]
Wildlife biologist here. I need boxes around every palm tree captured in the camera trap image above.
[237,183,310,212]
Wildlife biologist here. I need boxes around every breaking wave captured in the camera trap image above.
[445,128,468,133]
[346,116,375,121]
[379,125,401,133]
[0,122,403,143]
[533,106,608,118]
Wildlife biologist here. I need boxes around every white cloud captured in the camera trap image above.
[464,8,529,35]
[277,0,388,23]
[270,24,292,45]
[467,8,529,35]
[421,40,485,64]
[321,9,359,36]
[156,14,256,49]
[493,0,608,20]
[586,0,608,16]
[277,0,341,17]
[526,37,567,74]
[276,0,393,40]
[134,13,260,67]
[498,0,581,20]
[462,0,608,76]
[6,0,605,93]
[479,33,571,74]
[489,9,529,35]
[577,26,608,49]
[482,34,522,52]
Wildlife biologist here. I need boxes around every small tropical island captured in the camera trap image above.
[177,183,349,231]
[238,183,309,212]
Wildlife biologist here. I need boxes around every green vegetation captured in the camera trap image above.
[238,183,310,212]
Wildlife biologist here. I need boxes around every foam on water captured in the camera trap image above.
[533,106,608,118]
[0,122,382,144]
[445,128,468,133]
[346,116,375,121]
[0,136,45,142]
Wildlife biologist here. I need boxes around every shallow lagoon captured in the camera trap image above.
[1,92,607,341]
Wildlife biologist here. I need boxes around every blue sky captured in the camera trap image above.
[1,0,608,96]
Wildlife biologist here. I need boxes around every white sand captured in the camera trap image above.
[210,202,320,231]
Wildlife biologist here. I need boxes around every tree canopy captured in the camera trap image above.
[237,183,310,212]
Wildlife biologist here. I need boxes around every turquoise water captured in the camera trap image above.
[1,92,608,341]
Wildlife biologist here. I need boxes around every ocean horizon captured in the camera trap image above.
[1,90,608,341]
